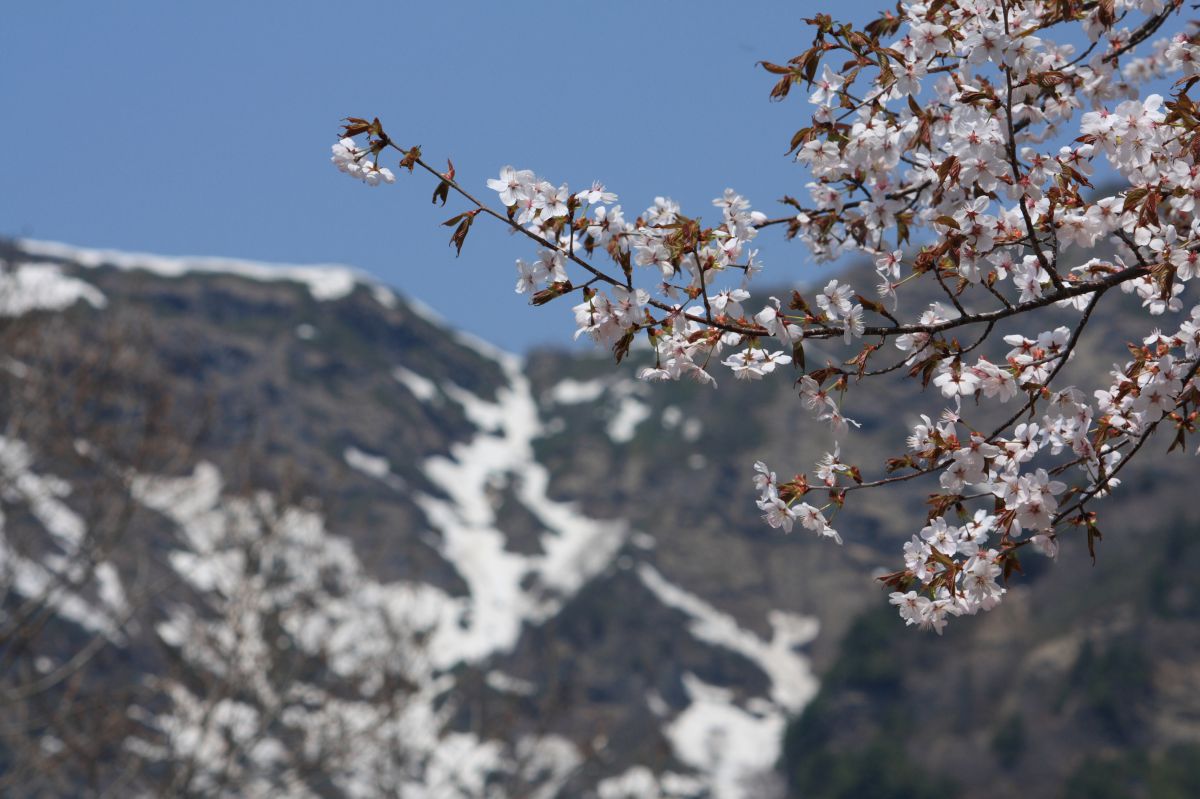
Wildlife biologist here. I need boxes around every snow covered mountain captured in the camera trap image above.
[5,238,1200,799]
[0,239,835,798]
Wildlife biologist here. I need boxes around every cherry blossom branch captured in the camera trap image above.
[332,0,1200,634]
[754,182,931,231]
[392,144,768,338]
[985,285,1109,441]
[1053,356,1200,526]
[807,265,1145,343]
[1102,0,1184,64]
[845,288,1104,494]
[392,144,623,289]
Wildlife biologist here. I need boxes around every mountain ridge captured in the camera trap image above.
[2,236,1198,798]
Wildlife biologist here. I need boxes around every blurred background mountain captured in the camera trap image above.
[0,237,1197,798]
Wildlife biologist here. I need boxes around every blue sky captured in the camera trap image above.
[3,2,882,351]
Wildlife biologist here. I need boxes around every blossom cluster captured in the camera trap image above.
[331,137,395,186]
[753,461,841,545]
[332,0,1200,631]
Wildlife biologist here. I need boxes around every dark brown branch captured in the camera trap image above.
[1102,1,1184,64]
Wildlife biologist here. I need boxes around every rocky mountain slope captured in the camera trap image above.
[0,238,1196,798]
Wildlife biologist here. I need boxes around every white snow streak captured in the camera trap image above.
[545,377,606,405]
[343,447,391,479]
[638,564,819,799]
[0,263,106,316]
[541,376,653,444]
[418,354,627,667]
[485,670,537,697]
[597,765,707,799]
[0,437,122,638]
[393,366,438,402]
[638,564,818,710]
[667,674,785,799]
[18,239,379,304]
[343,447,405,491]
[607,396,651,443]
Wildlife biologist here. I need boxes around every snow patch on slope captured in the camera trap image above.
[542,375,654,443]
[393,365,438,402]
[138,341,629,694]
[0,263,106,316]
[638,565,818,710]
[133,460,584,797]
[597,765,707,799]
[0,438,123,638]
[344,446,407,491]
[418,353,628,667]
[545,377,606,405]
[485,670,537,697]
[638,564,819,799]
[344,447,391,479]
[608,396,651,443]
[668,674,786,799]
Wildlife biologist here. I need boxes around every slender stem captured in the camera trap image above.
[1001,0,1063,291]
